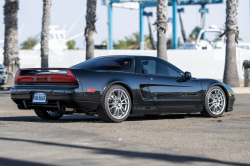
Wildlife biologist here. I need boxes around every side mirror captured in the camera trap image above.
[185,71,192,81]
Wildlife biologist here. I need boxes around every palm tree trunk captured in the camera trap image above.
[223,0,240,87]
[41,0,51,68]
[3,0,20,86]
[85,0,97,60]
[154,0,168,61]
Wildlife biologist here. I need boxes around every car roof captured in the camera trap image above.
[93,55,157,59]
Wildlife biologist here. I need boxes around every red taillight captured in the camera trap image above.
[15,70,21,83]
[15,69,77,83]
[66,70,77,82]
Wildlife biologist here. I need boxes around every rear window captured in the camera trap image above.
[71,57,135,73]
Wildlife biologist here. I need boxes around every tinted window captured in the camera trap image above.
[71,57,135,73]
[140,58,182,77]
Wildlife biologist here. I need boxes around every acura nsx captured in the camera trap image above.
[10,55,235,122]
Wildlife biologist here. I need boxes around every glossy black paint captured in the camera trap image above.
[145,75,203,112]
[10,55,235,114]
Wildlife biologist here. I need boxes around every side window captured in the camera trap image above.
[141,59,156,74]
[71,57,135,73]
[140,58,181,77]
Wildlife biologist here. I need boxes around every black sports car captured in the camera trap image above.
[10,55,235,122]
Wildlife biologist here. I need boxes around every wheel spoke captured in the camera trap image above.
[117,91,121,100]
[113,107,118,116]
[213,106,217,112]
[116,108,120,117]
[209,94,215,99]
[111,93,117,100]
[119,91,123,99]
[109,105,116,110]
[209,104,215,109]
[121,98,128,102]
[121,107,125,113]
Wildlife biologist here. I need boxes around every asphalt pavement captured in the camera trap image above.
[0,90,249,166]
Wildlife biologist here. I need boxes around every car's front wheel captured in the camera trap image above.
[97,85,131,123]
[201,86,227,117]
[34,109,64,120]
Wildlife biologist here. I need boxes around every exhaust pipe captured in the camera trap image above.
[57,101,66,114]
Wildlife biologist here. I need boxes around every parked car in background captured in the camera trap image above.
[183,25,225,50]
[0,64,7,85]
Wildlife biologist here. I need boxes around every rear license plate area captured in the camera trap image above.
[32,93,47,104]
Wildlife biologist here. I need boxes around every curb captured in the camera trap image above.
[0,85,12,90]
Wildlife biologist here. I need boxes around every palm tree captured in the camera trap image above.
[154,0,168,61]
[85,0,97,60]
[114,32,152,50]
[20,37,39,50]
[41,0,51,68]
[189,26,201,40]
[3,0,20,86]
[220,0,240,87]
[125,33,140,49]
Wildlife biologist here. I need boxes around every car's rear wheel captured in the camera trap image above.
[34,109,64,120]
[97,85,131,123]
[201,86,226,117]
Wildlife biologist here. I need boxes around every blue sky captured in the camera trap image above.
[0,0,249,49]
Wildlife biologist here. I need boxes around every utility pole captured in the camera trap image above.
[177,8,186,42]
[139,3,144,50]
[172,0,178,49]
[199,4,208,40]
[143,11,156,50]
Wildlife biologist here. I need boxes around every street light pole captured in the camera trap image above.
[172,0,178,49]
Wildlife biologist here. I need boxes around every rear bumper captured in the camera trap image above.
[10,86,100,111]
[11,88,76,110]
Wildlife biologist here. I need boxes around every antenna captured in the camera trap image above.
[66,11,85,37]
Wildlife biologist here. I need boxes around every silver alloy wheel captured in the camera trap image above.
[47,110,61,117]
[108,89,130,119]
[208,89,226,115]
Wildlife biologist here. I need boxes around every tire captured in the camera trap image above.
[97,85,132,123]
[201,86,227,118]
[34,109,64,120]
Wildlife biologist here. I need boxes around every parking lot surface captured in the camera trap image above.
[0,91,249,166]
